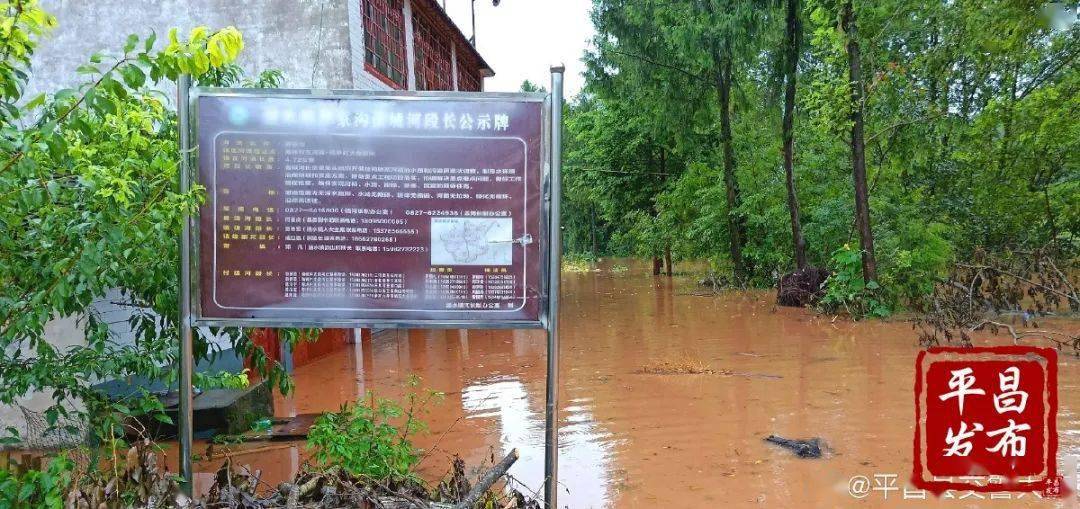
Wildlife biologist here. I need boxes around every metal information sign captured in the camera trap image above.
[178,68,564,508]
[192,90,548,328]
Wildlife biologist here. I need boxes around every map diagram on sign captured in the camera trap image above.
[431,217,514,266]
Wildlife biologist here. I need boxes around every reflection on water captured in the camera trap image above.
[462,376,614,506]
[183,259,1080,508]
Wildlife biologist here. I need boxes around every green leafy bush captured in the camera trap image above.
[879,222,955,309]
[0,455,73,509]
[306,376,443,481]
[819,244,891,319]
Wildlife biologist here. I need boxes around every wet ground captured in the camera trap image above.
[188,259,1080,508]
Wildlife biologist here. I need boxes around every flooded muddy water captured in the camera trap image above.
[188,259,1080,508]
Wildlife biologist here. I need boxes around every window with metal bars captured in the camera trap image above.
[457,62,482,92]
[412,11,453,91]
[363,0,407,89]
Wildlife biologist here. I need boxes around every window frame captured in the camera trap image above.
[411,10,454,91]
[456,59,482,92]
[362,0,408,89]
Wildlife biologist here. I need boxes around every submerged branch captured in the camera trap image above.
[970,320,1079,351]
[955,263,1079,307]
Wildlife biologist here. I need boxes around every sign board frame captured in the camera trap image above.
[184,87,553,331]
[177,67,565,509]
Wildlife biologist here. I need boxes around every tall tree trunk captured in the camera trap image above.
[698,0,748,282]
[590,208,598,258]
[1044,187,1058,249]
[715,50,748,281]
[658,147,673,277]
[997,61,1018,179]
[648,145,668,277]
[842,0,877,283]
[782,0,807,271]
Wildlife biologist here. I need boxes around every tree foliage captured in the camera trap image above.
[0,0,294,448]
[570,0,1078,308]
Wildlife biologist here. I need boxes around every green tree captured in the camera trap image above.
[567,0,1077,311]
[0,0,296,448]
[588,0,775,281]
[780,0,808,270]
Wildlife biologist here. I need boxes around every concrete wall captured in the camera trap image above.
[29,0,355,96]
[29,0,484,97]
[1,289,246,449]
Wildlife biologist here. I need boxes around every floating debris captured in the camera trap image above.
[763,435,825,459]
[635,359,782,379]
[776,267,830,307]
[635,358,715,375]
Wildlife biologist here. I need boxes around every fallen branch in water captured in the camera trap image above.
[915,246,1080,355]
[955,263,1080,309]
[722,370,783,380]
[453,448,520,509]
[969,320,1080,352]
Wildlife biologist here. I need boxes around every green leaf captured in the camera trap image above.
[124,33,139,53]
[18,483,35,501]
[53,88,77,102]
[25,93,46,109]
[145,30,157,52]
[120,65,145,89]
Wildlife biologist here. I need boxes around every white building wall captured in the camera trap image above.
[403,0,418,91]
[31,0,483,97]
[450,42,459,91]
[30,0,355,96]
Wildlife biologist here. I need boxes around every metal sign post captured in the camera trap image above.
[176,73,195,496]
[544,65,564,509]
[175,72,563,506]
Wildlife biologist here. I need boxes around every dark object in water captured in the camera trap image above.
[764,435,824,458]
[777,267,830,307]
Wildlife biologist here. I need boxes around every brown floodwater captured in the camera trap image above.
[183,259,1080,508]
